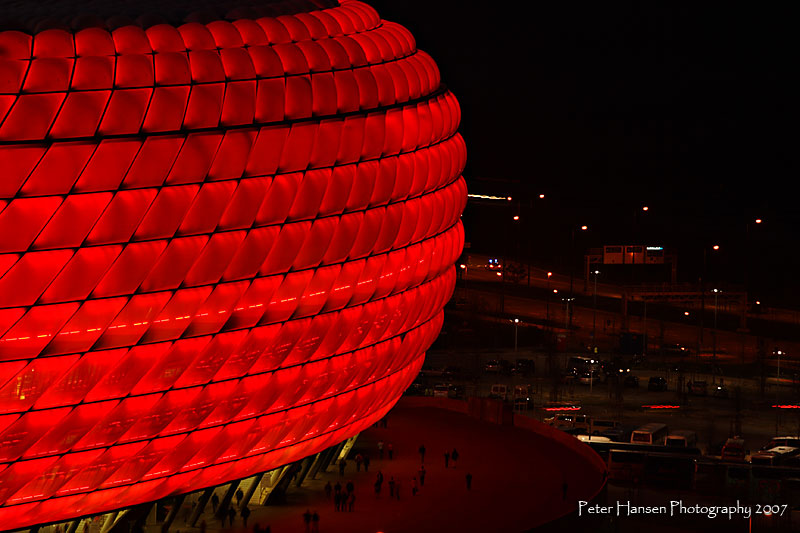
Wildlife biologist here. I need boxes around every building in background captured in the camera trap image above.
[0,1,465,528]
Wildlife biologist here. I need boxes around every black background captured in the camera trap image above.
[369,1,796,304]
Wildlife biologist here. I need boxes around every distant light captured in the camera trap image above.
[756,300,761,305]
[642,405,680,409]
[547,272,552,277]
[539,194,545,199]
[514,318,520,323]
[755,218,762,224]
[593,270,600,275]
[513,215,520,221]
[712,288,719,293]
[684,311,690,316]
[467,194,510,201]
[581,225,588,231]
[459,264,466,269]
[712,245,720,250]
[773,404,800,409]
[553,289,558,294]
[496,272,502,277]
[642,206,649,211]
[646,246,663,251]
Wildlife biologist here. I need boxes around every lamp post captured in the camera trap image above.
[712,288,720,384]
[563,297,575,330]
[592,270,600,351]
[776,349,782,433]
[546,272,553,324]
[514,318,520,352]
[568,225,588,330]
[460,263,468,293]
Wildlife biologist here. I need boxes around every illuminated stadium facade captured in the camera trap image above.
[0,0,465,528]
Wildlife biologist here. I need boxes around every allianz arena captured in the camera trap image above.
[0,0,465,528]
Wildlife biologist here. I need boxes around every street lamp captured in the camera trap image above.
[514,318,520,352]
[460,263,468,294]
[546,272,553,324]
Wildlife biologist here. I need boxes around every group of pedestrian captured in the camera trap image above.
[377,440,394,459]
[332,479,356,511]
[302,509,320,533]
[444,447,459,468]
[354,453,371,471]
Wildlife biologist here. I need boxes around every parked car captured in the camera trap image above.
[484,360,500,373]
[433,383,450,398]
[488,383,508,400]
[600,424,637,443]
[721,437,747,462]
[589,419,620,436]
[687,380,708,396]
[624,374,640,387]
[648,377,668,391]
[761,436,800,451]
[448,385,465,399]
[442,366,462,380]
[513,359,535,376]
[579,371,600,385]
[712,385,729,398]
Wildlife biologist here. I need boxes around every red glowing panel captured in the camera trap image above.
[0,1,464,529]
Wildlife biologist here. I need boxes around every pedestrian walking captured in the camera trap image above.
[355,453,363,471]
[388,476,395,497]
[377,440,384,459]
[418,444,426,463]
[228,507,236,527]
[348,491,355,511]
[451,448,459,468]
[334,481,342,497]
[346,480,354,495]
[411,477,418,496]
[236,488,244,506]
[374,478,381,497]
[241,506,251,528]
[324,481,332,500]
[334,491,341,511]
[311,511,320,533]
[303,509,312,532]
[444,450,450,468]
[339,458,346,477]
[253,523,261,533]
[363,454,370,472]
[418,464,426,486]
[377,471,384,484]
[381,417,388,428]
[395,481,401,500]
[199,520,206,533]
[211,493,219,513]
[388,442,394,459]
[466,472,472,490]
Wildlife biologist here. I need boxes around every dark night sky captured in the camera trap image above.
[369,1,796,305]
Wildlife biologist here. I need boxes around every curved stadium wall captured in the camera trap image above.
[0,0,466,528]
